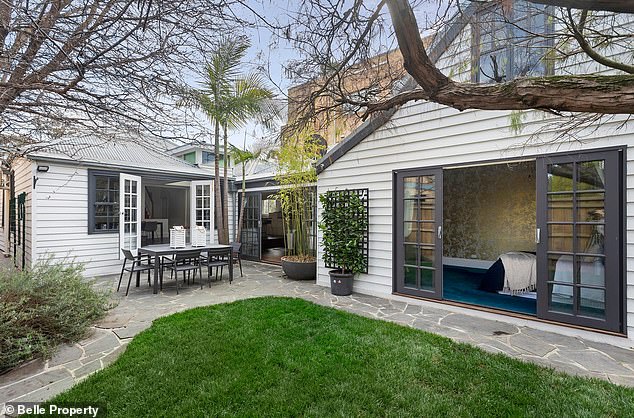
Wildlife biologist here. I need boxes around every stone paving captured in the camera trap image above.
[2,261,634,410]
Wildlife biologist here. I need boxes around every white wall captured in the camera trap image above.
[33,163,233,277]
[33,164,119,277]
[317,12,634,338]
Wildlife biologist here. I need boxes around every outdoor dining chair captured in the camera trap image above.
[162,249,203,294]
[117,249,154,296]
[202,248,230,284]
[232,242,243,277]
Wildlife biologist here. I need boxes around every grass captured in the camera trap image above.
[49,297,633,417]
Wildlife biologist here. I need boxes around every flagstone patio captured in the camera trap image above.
[2,261,634,409]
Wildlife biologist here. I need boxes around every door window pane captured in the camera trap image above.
[548,224,573,253]
[420,268,434,290]
[577,224,604,255]
[404,244,417,265]
[578,257,605,287]
[404,266,417,288]
[548,254,572,283]
[548,163,573,192]
[579,287,605,319]
[548,193,573,222]
[549,283,573,314]
[577,160,605,191]
[403,177,418,199]
[419,246,434,267]
[419,222,435,245]
[403,222,417,243]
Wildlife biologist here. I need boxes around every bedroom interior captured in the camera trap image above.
[398,148,616,331]
[442,160,539,315]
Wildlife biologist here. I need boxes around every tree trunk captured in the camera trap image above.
[213,118,225,245]
[222,123,230,244]
[379,0,634,116]
[235,160,247,243]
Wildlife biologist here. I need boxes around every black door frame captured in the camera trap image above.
[536,149,623,332]
[240,191,262,261]
[393,168,443,299]
[392,146,625,334]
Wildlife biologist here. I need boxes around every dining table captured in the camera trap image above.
[138,243,233,294]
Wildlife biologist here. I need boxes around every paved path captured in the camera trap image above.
[2,261,634,410]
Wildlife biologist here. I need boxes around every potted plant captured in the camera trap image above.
[274,131,323,280]
[319,191,368,295]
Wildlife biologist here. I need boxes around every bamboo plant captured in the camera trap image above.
[274,131,323,262]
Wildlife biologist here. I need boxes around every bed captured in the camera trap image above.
[479,252,536,295]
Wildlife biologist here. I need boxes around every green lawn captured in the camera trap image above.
[49,297,633,417]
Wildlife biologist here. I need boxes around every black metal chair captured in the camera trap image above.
[117,249,154,296]
[162,249,203,294]
[232,242,243,277]
[203,248,230,284]
[141,221,158,246]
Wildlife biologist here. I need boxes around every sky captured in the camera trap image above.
[202,0,451,150]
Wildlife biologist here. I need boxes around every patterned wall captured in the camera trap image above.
[443,161,537,261]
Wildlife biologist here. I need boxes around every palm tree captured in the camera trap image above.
[181,36,276,244]
[219,73,277,243]
[230,141,262,243]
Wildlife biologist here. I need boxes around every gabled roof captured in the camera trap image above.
[168,142,215,155]
[316,3,479,174]
[29,136,215,179]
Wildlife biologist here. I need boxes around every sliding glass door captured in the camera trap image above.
[394,169,443,299]
[536,150,622,332]
[241,192,262,260]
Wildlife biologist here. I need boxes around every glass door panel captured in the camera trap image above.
[190,180,214,244]
[241,192,261,260]
[395,169,443,298]
[119,173,141,257]
[537,150,621,332]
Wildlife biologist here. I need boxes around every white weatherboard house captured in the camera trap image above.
[0,138,233,277]
[316,3,634,341]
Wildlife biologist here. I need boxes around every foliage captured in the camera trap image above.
[0,260,110,373]
[319,191,368,275]
[48,297,634,417]
[180,35,277,244]
[274,130,324,261]
[230,143,262,242]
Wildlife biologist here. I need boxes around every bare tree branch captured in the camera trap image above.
[526,0,634,14]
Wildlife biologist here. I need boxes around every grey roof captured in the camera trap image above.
[316,3,478,174]
[29,136,214,178]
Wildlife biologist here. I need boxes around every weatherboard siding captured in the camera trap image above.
[316,11,634,337]
[33,164,120,277]
[33,163,235,277]
[317,102,634,338]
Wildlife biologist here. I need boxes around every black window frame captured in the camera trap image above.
[88,170,120,235]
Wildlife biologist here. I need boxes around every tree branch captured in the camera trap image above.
[525,0,634,14]
[383,0,634,115]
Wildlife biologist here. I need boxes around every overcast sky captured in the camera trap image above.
[201,0,451,149]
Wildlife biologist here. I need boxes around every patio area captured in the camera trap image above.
[2,260,634,408]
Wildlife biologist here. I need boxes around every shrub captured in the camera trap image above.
[319,190,368,275]
[0,260,110,373]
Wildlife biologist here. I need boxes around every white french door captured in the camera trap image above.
[119,173,142,258]
[190,180,214,244]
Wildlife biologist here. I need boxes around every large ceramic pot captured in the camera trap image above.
[281,256,316,281]
[329,270,354,296]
